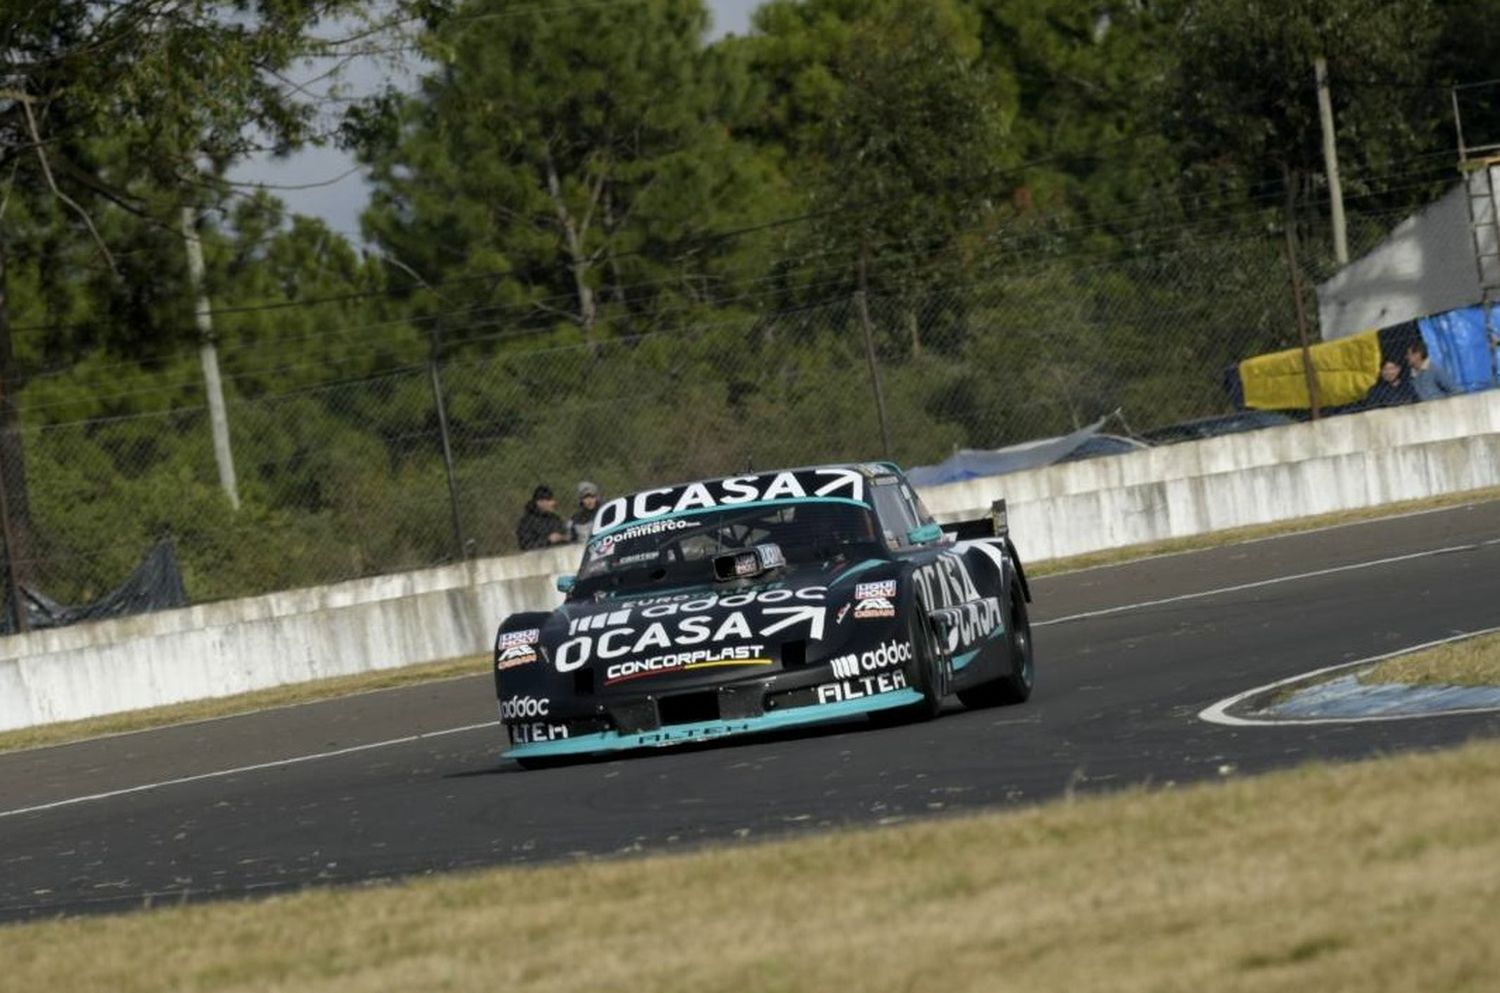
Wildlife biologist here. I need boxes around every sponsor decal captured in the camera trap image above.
[498,628,540,649]
[911,553,984,612]
[616,551,658,566]
[934,598,1004,653]
[554,604,827,672]
[835,602,851,625]
[499,695,551,720]
[828,640,912,680]
[593,517,692,547]
[594,468,866,533]
[853,596,896,620]
[509,721,570,745]
[638,722,755,746]
[855,580,897,601]
[633,586,824,615]
[605,644,772,685]
[496,645,539,670]
[569,607,635,636]
[815,668,909,704]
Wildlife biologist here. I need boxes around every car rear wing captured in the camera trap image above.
[942,498,1030,602]
[941,498,1009,541]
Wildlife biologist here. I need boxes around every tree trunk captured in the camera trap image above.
[542,150,598,343]
[908,306,923,358]
[856,243,894,459]
[0,237,35,628]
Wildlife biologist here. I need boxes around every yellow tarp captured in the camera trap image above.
[1239,330,1381,410]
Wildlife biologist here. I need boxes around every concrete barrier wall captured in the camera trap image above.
[5,389,1499,732]
[920,390,1500,562]
[0,545,577,733]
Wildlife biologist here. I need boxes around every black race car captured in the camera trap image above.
[493,463,1033,767]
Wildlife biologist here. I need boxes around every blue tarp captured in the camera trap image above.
[1417,305,1499,393]
[906,416,1109,487]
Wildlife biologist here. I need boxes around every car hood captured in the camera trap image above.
[539,558,896,693]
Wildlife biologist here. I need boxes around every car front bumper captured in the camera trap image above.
[502,686,922,761]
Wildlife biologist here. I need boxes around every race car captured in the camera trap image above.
[493,463,1033,767]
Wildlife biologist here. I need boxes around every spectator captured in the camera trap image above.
[1406,341,1458,401]
[570,481,601,542]
[515,485,568,550]
[1364,359,1417,409]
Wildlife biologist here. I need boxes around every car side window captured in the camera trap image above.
[900,484,934,527]
[870,482,919,549]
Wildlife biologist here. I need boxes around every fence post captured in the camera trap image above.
[427,323,468,560]
[0,446,26,633]
[856,246,894,458]
[1283,172,1322,420]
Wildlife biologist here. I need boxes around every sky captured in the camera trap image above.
[230,0,763,245]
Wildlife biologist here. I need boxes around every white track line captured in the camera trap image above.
[11,534,1498,817]
[1035,540,1500,628]
[0,720,499,820]
[1199,626,1500,726]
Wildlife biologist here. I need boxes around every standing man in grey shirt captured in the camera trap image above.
[1406,341,1458,401]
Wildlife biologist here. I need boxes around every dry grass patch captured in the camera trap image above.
[1028,485,1500,577]
[4,738,1500,992]
[1363,631,1500,688]
[0,655,488,755]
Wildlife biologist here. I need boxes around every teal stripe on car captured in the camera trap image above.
[503,689,923,760]
[950,623,1008,671]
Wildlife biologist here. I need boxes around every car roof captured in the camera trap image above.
[592,463,904,539]
[614,462,903,500]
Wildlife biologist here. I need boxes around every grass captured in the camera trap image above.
[3,736,1500,992]
[9,485,1500,755]
[0,655,489,755]
[1027,484,1500,577]
[1362,631,1500,688]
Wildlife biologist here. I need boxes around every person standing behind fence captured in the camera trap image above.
[516,485,569,550]
[570,481,601,542]
[1406,341,1458,401]
[1363,359,1418,408]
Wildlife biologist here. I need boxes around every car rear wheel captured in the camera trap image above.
[956,586,1034,709]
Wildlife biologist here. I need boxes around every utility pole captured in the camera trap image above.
[427,321,467,561]
[181,206,240,510]
[1315,56,1349,266]
[377,252,468,560]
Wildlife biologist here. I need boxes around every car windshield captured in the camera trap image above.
[574,500,880,595]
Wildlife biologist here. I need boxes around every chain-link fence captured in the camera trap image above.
[2,230,1312,615]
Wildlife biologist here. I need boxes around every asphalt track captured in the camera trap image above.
[3,499,1500,922]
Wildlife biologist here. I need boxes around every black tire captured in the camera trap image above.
[956,586,1034,709]
[871,603,945,725]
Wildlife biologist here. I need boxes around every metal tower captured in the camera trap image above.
[1452,81,1500,361]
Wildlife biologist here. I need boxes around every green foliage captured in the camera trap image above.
[5,0,1500,609]
[1163,0,1441,196]
[353,0,789,341]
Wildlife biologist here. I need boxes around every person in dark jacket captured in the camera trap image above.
[515,485,568,550]
[569,480,601,542]
[1363,359,1418,408]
